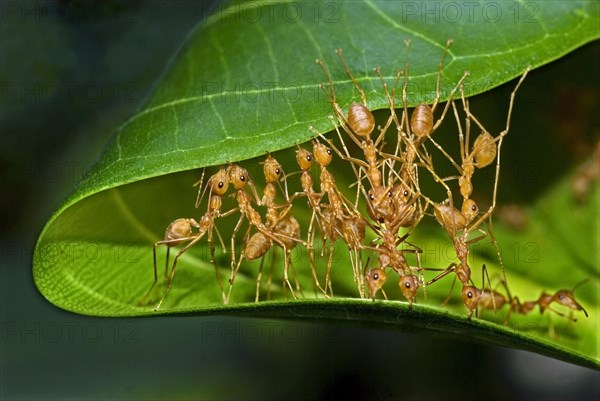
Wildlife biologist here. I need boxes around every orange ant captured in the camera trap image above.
[227,164,304,302]
[457,264,510,320]
[287,145,334,296]
[360,176,428,306]
[250,154,303,301]
[140,168,237,310]
[315,45,443,304]
[378,40,469,224]
[315,50,397,223]
[504,280,589,329]
[310,137,367,296]
[362,222,424,307]
[415,67,530,316]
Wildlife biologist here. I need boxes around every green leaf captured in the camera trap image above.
[34,0,600,369]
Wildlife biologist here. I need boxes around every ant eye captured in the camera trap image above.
[275,168,281,175]
[405,281,411,288]
[373,273,379,280]
[327,148,332,155]
[306,155,312,161]
[240,175,246,182]
[218,182,224,188]
[472,205,477,211]
[388,191,392,197]
[369,194,375,201]
[404,190,409,197]
[467,291,473,299]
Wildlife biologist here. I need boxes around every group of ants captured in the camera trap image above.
[139,40,589,334]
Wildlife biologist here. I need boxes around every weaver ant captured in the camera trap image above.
[141,168,237,309]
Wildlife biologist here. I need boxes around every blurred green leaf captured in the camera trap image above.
[34,0,600,369]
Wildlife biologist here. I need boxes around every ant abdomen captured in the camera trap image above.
[473,132,497,168]
[244,232,271,261]
[164,218,196,244]
[275,215,301,250]
[479,289,507,311]
[320,205,342,242]
[347,103,375,137]
[434,202,467,233]
[410,103,433,137]
[341,216,366,250]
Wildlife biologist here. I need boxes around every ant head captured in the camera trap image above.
[552,290,589,317]
[461,199,479,222]
[296,147,313,171]
[347,103,375,137]
[399,275,419,306]
[462,285,481,315]
[208,168,230,196]
[312,140,333,167]
[366,268,387,299]
[228,165,250,190]
[473,132,497,168]
[393,184,411,204]
[410,103,433,138]
[275,216,301,249]
[368,186,392,202]
[367,186,394,222]
[263,155,282,183]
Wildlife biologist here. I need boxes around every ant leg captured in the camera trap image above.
[288,250,304,298]
[193,168,207,209]
[484,217,509,291]
[335,48,368,105]
[430,38,453,114]
[324,240,335,296]
[141,237,190,307]
[229,214,246,284]
[307,210,327,297]
[255,255,266,302]
[415,251,426,301]
[139,241,165,306]
[155,233,205,310]
[207,227,226,304]
[226,222,252,304]
[425,263,458,305]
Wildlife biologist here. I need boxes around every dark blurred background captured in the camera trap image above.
[1,1,599,399]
